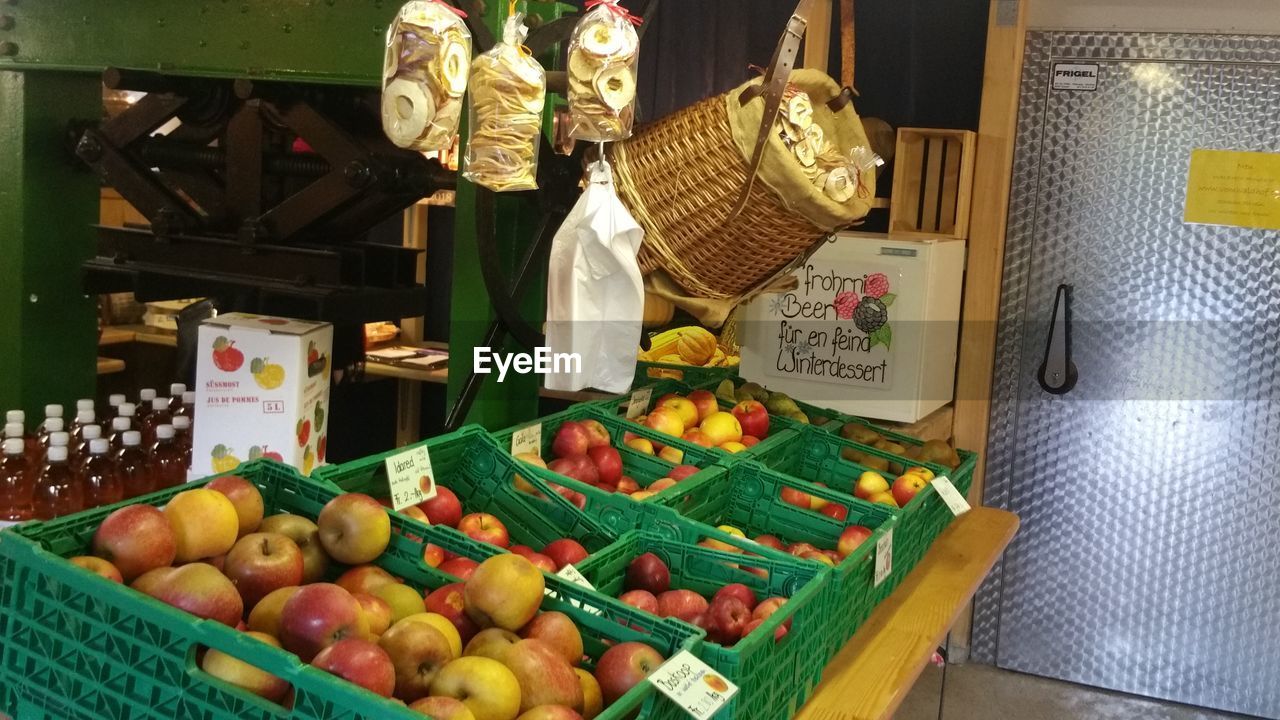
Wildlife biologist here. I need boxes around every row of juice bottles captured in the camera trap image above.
[0,383,196,522]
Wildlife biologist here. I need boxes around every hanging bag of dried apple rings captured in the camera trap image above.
[463,12,545,192]
[381,1,472,151]
[567,0,641,142]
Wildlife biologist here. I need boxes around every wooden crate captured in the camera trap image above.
[889,128,977,240]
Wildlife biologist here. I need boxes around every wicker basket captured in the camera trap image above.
[611,68,874,301]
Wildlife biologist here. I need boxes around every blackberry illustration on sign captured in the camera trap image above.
[740,233,965,423]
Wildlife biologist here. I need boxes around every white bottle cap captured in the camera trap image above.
[108,394,126,408]
[3,438,23,455]
[6,410,24,424]
[152,398,169,412]
[77,409,95,424]
[140,389,157,402]
[123,431,142,447]
[182,391,196,404]
[4,423,22,439]
[76,399,95,412]
[111,417,131,432]
[82,425,102,441]
[89,438,110,455]
[48,431,69,447]
[170,383,186,396]
[156,425,175,440]
[118,403,136,418]
[172,416,191,430]
[47,446,68,463]
[45,404,63,419]
[44,418,64,433]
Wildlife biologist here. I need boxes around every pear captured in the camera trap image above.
[764,393,801,416]
[715,379,737,403]
[840,423,882,446]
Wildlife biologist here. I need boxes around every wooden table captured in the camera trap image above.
[795,507,1019,720]
[96,357,126,375]
[100,324,177,348]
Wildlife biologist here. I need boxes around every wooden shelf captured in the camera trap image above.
[97,324,178,348]
[96,357,125,375]
[795,507,1019,720]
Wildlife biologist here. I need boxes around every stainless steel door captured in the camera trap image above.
[972,32,1280,718]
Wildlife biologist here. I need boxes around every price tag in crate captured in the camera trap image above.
[648,649,739,719]
[384,444,437,511]
[627,387,653,419]
[931,476,971,517]
[545,564,603,616]
[874,528,894,587]
[511,423,542,456]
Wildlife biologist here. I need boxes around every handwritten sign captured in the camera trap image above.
[874,528,894,588]
[1184,149,1280,231]
[931,476,971,517]
[511,423,542,456]
[627,387,653,419]
[647,650,739,719]
[546,564,603,616]
[384,444,436,511]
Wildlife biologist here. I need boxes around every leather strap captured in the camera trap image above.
[726,0,815,222]
[826,85,858,112]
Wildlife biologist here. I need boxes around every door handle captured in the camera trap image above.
[1037,284,1078,395]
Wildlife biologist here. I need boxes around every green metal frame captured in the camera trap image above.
[0,0,569,431]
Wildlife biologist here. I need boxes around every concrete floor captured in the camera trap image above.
[896,663,1255,720]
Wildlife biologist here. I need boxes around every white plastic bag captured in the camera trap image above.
[545,159,645,393]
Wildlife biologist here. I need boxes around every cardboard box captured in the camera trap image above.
[193,313,332,478]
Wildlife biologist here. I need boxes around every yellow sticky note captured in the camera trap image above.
[1184,149,1280,231]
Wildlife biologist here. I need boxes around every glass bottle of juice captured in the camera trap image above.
[109,416,132,452]
[151,425,184,489]
[81,438,123,508]
[136,389,156,424]
[75,425,102,470]
[0,438,33,521]
[106,394,126,423]
[171,415,193,470]
[117,431,153,499]
[140,397,171,447]
[37,406,63,441]
[32,445,82,520]
[168,384,186,414]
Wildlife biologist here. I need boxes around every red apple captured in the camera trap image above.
[625,553,670,595]
[354,592,394,637]
[145,562,244,627]
[520,611,585,669]
[586,446,623,486]
[618,589,659,614]
[643,408,685,439]
[201,631,290,701]
[312,637,396,698]
[207,474,265,538]
[751,597,790,630]
[457,513,510,549]
[667,465,700,482]
[779,486,812,509]
[707,595,750,645]
[593,642,665,706]
[280,583,368,661]
[551,422,591,459]
[680,429,714,448]
[615,477,639,495]
[685,390,719,422]
[222,532,305,609]
[542,539,588,570]
[409,695,474,720]
[742,617,788,642]
[258,513,329,584]
[655,589,708,623]
[820,504,848,521]
[712,583,757,611]
[420,486,464,529]
[752,534,784,551]
[809,482,830,511]
[580,420,612,449]
[336,564,397,597]
[837,525,874,558]
[423,543,445,568]
[731,400,770,440]
[786,542,819,558]
[317,493,391,565]
[646,478,677,493]
[91,505,177,582]
[439,557,480,580]
[801,550,836,567]
[740,436,761,448]
[823,550,843,564]
[69,556,123,583]
[892,473,930,508]
[378,617,455,701]
[424,582,481,645]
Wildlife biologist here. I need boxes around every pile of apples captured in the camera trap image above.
[516,419,703,503]
[381,482,593,580]
[74,480,666,719]
[628,389,770,454]
[780,465,938,513]
[613,552,790,647]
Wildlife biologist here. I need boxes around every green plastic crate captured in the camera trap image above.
[492,406,726,534]
[574,531,832,720]
[0,460,703,720]
[311,425,617,558]
[633,359,739,388]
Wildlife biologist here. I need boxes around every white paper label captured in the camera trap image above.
[627,387,653,419]
[1052,63,1099,91]
[511,423,542,456]
[931,476,971,517]
[546,564,603,616]
[874,528,893,587]
[647,649,739,719]
[384,444,437,511]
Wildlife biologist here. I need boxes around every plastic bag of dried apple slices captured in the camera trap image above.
[567,0,641,142]
[463,13,545,192]
[381,0,472,152]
